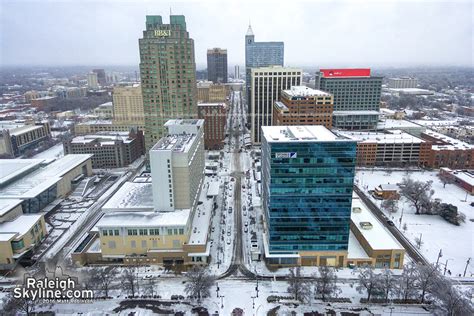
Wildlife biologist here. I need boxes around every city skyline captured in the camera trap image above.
[1,0,472,68]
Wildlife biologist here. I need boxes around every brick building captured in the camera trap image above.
[198,103,227,150]
[273,86,333,128]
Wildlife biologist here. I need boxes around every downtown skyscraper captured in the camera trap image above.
[207,48,228,83]
[245,24,284,111]
[139,15,197,152]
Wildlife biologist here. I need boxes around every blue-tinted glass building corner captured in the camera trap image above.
[261,125,356,267]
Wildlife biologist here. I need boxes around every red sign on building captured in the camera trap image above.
[320,68,371,78]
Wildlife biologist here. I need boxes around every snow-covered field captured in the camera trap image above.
[356,169,474,277]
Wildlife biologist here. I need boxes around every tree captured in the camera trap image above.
[144,277,158,297]
[184,266,215,303]
[381,199,398,213]
[314,266,340,301]
[122,267,139,297]
[1,293,42,316]
[416,264,439,304]
[89,266,118,298]
[395,262,419,302]
[378,268,395,302]
[439,174,454,188]
[356,265,380,302]
[400,177,435,215]
[287,267,311,302]
[414,235,424,249]
[430,275,473,315]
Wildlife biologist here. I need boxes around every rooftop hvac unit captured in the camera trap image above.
[352,207,362,213]
[359,221,373,230]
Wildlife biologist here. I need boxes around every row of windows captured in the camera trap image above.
[102,227,185,236]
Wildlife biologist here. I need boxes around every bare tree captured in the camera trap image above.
[287,267,311,302]
[400,177,435,215]
[144,277,158,297]
[414,236,424,249]
[89,266,118,298]
[395,262,419,302]
[381,199,398,213]
[438,174,454,188]
[430,275,473,315]
[416,263,439,304]
[356,265,380,302]
[122,267,139,297]
[184,266,215,303]
[314,266,340,301]
[1,293,42,316]
[378,268,395,302]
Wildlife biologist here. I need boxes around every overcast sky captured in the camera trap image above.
[1,0,472,68]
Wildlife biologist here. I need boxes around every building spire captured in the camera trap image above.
[246,21,254,36]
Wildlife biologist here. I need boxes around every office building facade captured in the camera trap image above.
[197,82,227,103]
[315,69,382,130]
[273,86,333,129]
[207,48,228,83]
[139,15,197,152]
[112,85,145,126]
[250,66,302,143]
[150,119,205,212]
[87,72,99,89]
[198,103,227,150]
[93,69,107,85]
[261,126,356,266]
[387,77,418,89]
[245,24,284,108]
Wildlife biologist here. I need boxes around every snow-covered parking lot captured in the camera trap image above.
[355,169,474,277]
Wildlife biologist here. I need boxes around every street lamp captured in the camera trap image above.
[463,257,471,277]
[435,249,443,267]
[219,295,225,308]
[444,258,453,276]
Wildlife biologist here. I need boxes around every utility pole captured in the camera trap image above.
[436,249,443,267]
[463,258,471,277]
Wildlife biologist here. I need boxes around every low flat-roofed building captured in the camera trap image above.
[0,199,23,223]
[373,184,400,200]
[102,182,154,212]
[74,120,145,135]
[349,192,405,269]
[439,168,474,195]
[0,213,47,270]
[376,119,426,136]
[338,130,431,167]
[0,155,93,213]
[421,130,474,169]
[64,130,144,168]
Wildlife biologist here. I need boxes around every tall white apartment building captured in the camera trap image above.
[150,119,205,212]
[250,66,302,143]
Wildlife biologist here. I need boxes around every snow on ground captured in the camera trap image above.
[32,143,64,159]
[356,169,474,277]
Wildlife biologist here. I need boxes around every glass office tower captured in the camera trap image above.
[261,126,356,265]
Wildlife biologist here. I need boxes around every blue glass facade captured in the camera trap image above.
[262,133,356,255]
[245,29,284,109]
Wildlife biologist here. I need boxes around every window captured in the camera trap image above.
[114,229,119,236]
[167,229,173,235]
[102,230,108,236]
[108,241,116,249]
[152,240,158,248]
[128,229,138,236]
[131,241,136,248]
[179,228,184,235]
[172,240,180,248]
[139,229,148,236]
[141,240,147,248]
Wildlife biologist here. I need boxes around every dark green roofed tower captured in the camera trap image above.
[139,15,197,153]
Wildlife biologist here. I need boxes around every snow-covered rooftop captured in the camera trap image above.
[70,132,133,144]
[282,86,331,97]
[377,119,425,130]
[350,193,404,251]
[9,124,44,136]
[151,133,197,153]
[96,210,190,228]
[0,154,92,199]
[0,159,44,186]
[422,130,473,151]
[102,182,154,212]
[0,214,43,238]
[347,231,370,259]
[0,199,23,217]
[338,130,425,144]
[262,125,343,143]
[333,110,380,115]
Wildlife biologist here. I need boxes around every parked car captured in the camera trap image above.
[244,227,248,233]
[226,238,231,245]
[244,221,248,227]
[387,220,395,226]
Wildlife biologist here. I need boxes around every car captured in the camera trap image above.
[228,207,233,214]
[226,238,231,245]
[227,230,231,236]
[243,211,247,216]
[387,220,395,226]
[231,178,235,182]
[471,202,474,207]
[212,226,215,233]
[244,221,248,227]
[244,227,248,233]
[243,205,246,211]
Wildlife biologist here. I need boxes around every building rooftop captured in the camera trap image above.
[0,214,43,239]
[0,159,44,186]
[338,130,425,144]
[452,171,474,187]
[251,66,302,73]
[262,125,344,143]
[70,132,133,145]
[377,119,425,130]
[96,210,190,228]
[0,155,92,199]
[0,199,23,217]
[282,86,331,98]
[347,231,370,259]
[164,119,203,127]
[423,130,473,151]
[351,192,404,251]
[274,101,289,111]
[102,182,154,212]
[320,68,371,78]
[333,110,380,116]
[151,133,197,153]
[197,102,226,107]
[77,120,113,125]
[9,124,45,136]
